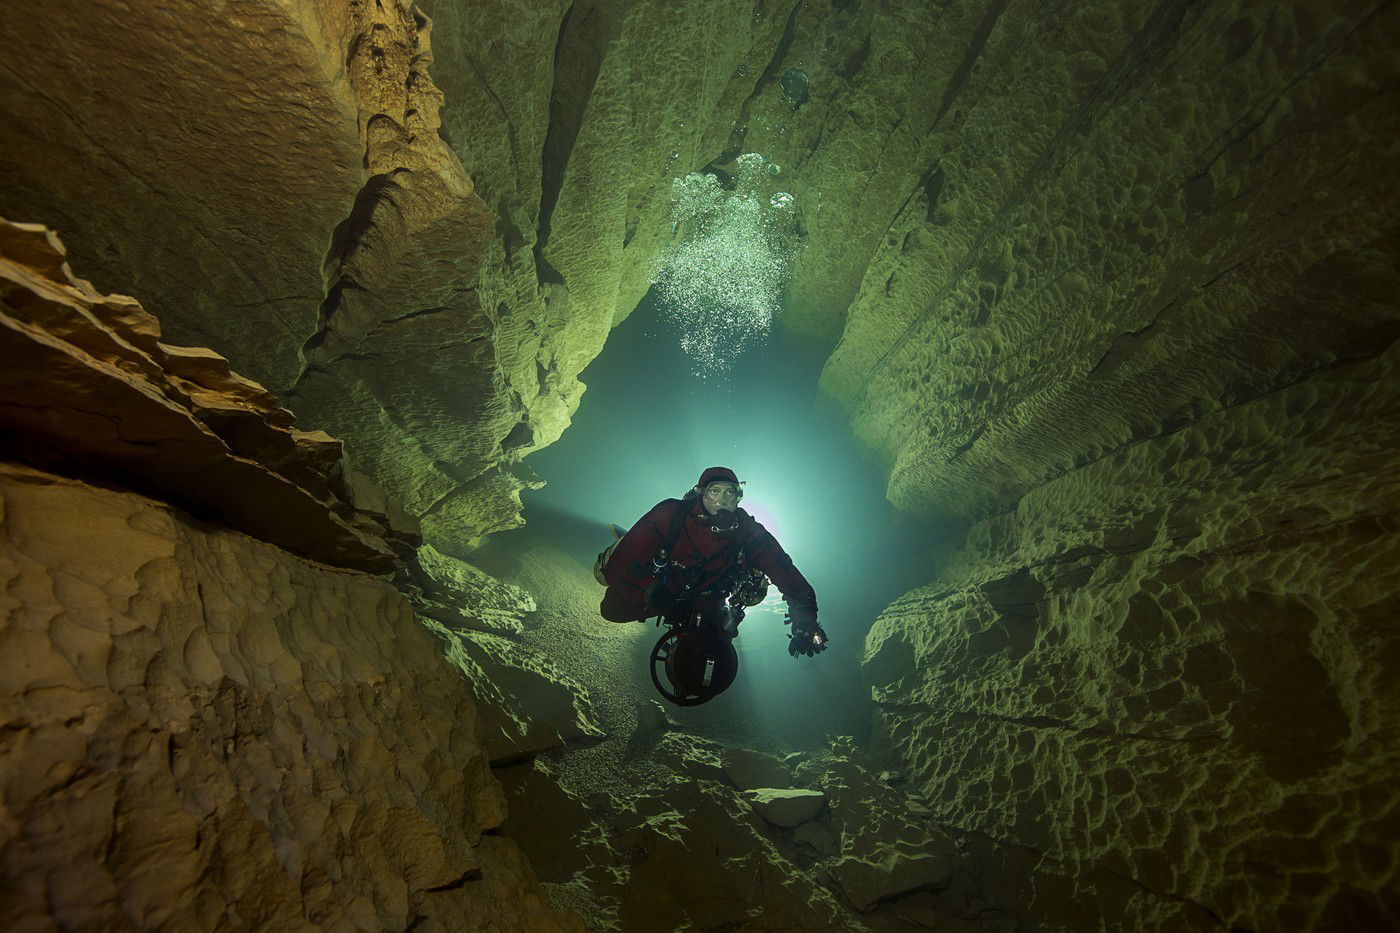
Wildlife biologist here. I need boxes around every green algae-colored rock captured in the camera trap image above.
[744,787,827,828]
[721,746,794,791]
[833,847,955,912]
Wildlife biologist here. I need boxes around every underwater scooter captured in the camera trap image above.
[648,568,770,706]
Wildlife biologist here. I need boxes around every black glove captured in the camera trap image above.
[786,604,828,658]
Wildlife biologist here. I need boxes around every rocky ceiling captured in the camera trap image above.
[2,0,1398,930]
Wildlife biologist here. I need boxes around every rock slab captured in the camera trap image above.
[721,746,795,790]
[0,219,411,573]
[745,787,827,828]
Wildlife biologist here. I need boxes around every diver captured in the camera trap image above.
[597,467,826,704]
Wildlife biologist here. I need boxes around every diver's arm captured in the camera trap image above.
[602,499,676,588]
[740,514,817,612]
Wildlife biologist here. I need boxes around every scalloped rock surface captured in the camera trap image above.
[0,0,530,553]
[0,462,580,932]
[499,734,1003,933]
[863,343,1400,929]
[807,1,1400,930]
[820,0,1400,522]
[1,0,1118,555]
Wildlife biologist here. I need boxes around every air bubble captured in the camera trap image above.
[651,154,802,377]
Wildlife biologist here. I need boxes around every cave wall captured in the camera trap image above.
[3,0,1398,928]
[1,0,529,553]
[0,221,580,930]
[828,0,1400,929]
[1,0,1036,556]
[0,464,575,931]
[820,0,1400,521]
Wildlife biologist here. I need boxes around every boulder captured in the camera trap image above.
[793,821,839,856]
[744,788,827,828]
[637,700,671,732]
[833,845,956,912]
[807,741,961,911]
[721,746,794,790]
[421,624,603,766]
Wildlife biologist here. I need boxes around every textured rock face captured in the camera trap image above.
[0,219,411,573]
[0,0,363,386]
[4,0,1397,928]
[863,346,1400,928]
[1,0,790,553]
[0,0,536,553]
[499,734,992,932]
[402,544,603,764]
[3,0,1045,554]
[835,1,1400,930]
[478,544,1015,931]
[820,0,1400,521]
[744,786,827,828]
[0,463,579,931]
[2,1,1390,526]
[721,746,795,790]
[814,744,958,913]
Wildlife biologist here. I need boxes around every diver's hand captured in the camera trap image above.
[786,605,828,658]
[788,625,828,658]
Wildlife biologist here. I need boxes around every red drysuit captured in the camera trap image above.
[599,496,817,623]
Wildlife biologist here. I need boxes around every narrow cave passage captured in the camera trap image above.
[442,288,1006,932]
[473,288,951,749]
[1,0,1397,930]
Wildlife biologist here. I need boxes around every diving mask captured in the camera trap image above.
[702,482,743,506]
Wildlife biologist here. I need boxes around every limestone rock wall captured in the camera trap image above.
[2,0,1203,557]
[421,0,813,463]
[834,1,1400,929]
[820,0,1400,520]
[400,544,604,764]
[0,0,363,386]
[1,0,529,552]
[0,218,412,573]
[422,0,1021,353]
[0,217,581,930]
[0,462,579,931]
[864,342,1400,929]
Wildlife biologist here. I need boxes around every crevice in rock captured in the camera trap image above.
[710,0,806,166]
[534,0,621,279]
[461,52,524,206]
[879,705,1228,747]
[932,0,1011,127]
[382,305,452,325]
[294,168,411,386]
[425,869,483,893]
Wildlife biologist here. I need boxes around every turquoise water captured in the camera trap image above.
[651,154,799,378]
[492,289,954,746]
